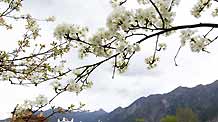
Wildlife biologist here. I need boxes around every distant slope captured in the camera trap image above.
[0,118,10,122]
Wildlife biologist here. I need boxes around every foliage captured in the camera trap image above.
[160,115,177,122]
[135,118,145,122]
[161,108,198,122]
[1,0,218,121]
[176,107,198,122]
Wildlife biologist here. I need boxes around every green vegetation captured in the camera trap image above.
[160,108,198,122]
[160,115,177,122]
[135,118,145,122]
[176,108,198,122]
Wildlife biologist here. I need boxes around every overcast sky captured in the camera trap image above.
[1,0,218,119]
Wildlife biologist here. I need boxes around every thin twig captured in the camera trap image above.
[174,46,182,66]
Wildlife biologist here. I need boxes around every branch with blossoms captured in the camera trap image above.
[0,0,76,86]
[0,0,92,121]
[11,95,86,122]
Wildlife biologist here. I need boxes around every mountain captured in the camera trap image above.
[2,80,218,122]
[97,80,218,122]
[0,118,10,122]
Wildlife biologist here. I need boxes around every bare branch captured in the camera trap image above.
[174,46,182,66]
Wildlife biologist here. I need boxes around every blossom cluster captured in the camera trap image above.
[134,8,157,27]
[87,28,114,57]
[50,76,93,94]
[107,7,134,32]
[15,95,48,117]
[137,0,180,28]
[110,0,124,8]
[0,0,22,29]
[212,8,218,17]
[66,79,81,94]
[190,36,210,52]
[158,43,167,50]
[179,29,211,53]
[154,1,176,28]
[191,0,211,18]
[54,23,88,40]
[180,29,196,46]
[25,15,41,39]
[145,56,160,69]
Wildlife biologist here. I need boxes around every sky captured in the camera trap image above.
[1,0,218,119]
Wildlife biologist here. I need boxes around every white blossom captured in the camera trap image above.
[190,36,210,52]
[145,56,160,69]
[107,7,134,31]
[50,80,62,90]
[212,8,218,17]
[1,71,15,81]
[180,29,196,46]
[110,0,122,8]
[191,0,211,18]
[67,79,81,93]
[34,94,48,106]
[135,8,157,27]
[54,23,88,40]
[133,43,141,52]
[15,100,33,117]
[158,43,167,50]
[155,0,176,28]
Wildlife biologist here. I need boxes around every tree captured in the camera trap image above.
[135,118,145,122]
[160,108,198,122]
[160,115,177,122]
[1,0,218,121]
[176,108,198,122]
[0,0,88,120]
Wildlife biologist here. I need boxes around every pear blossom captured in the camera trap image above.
[158,43,167,50]
[66,79,81,93]
[190,36,210,52]
[145,56,160,69]
[191,0,211,18]
[212,8,218,17]
[180,29,196,46]
[134,8,157,27]
[106,7,134,31]
[34,94,48,106]
[54,23,88,40]
[51,80,62,90]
